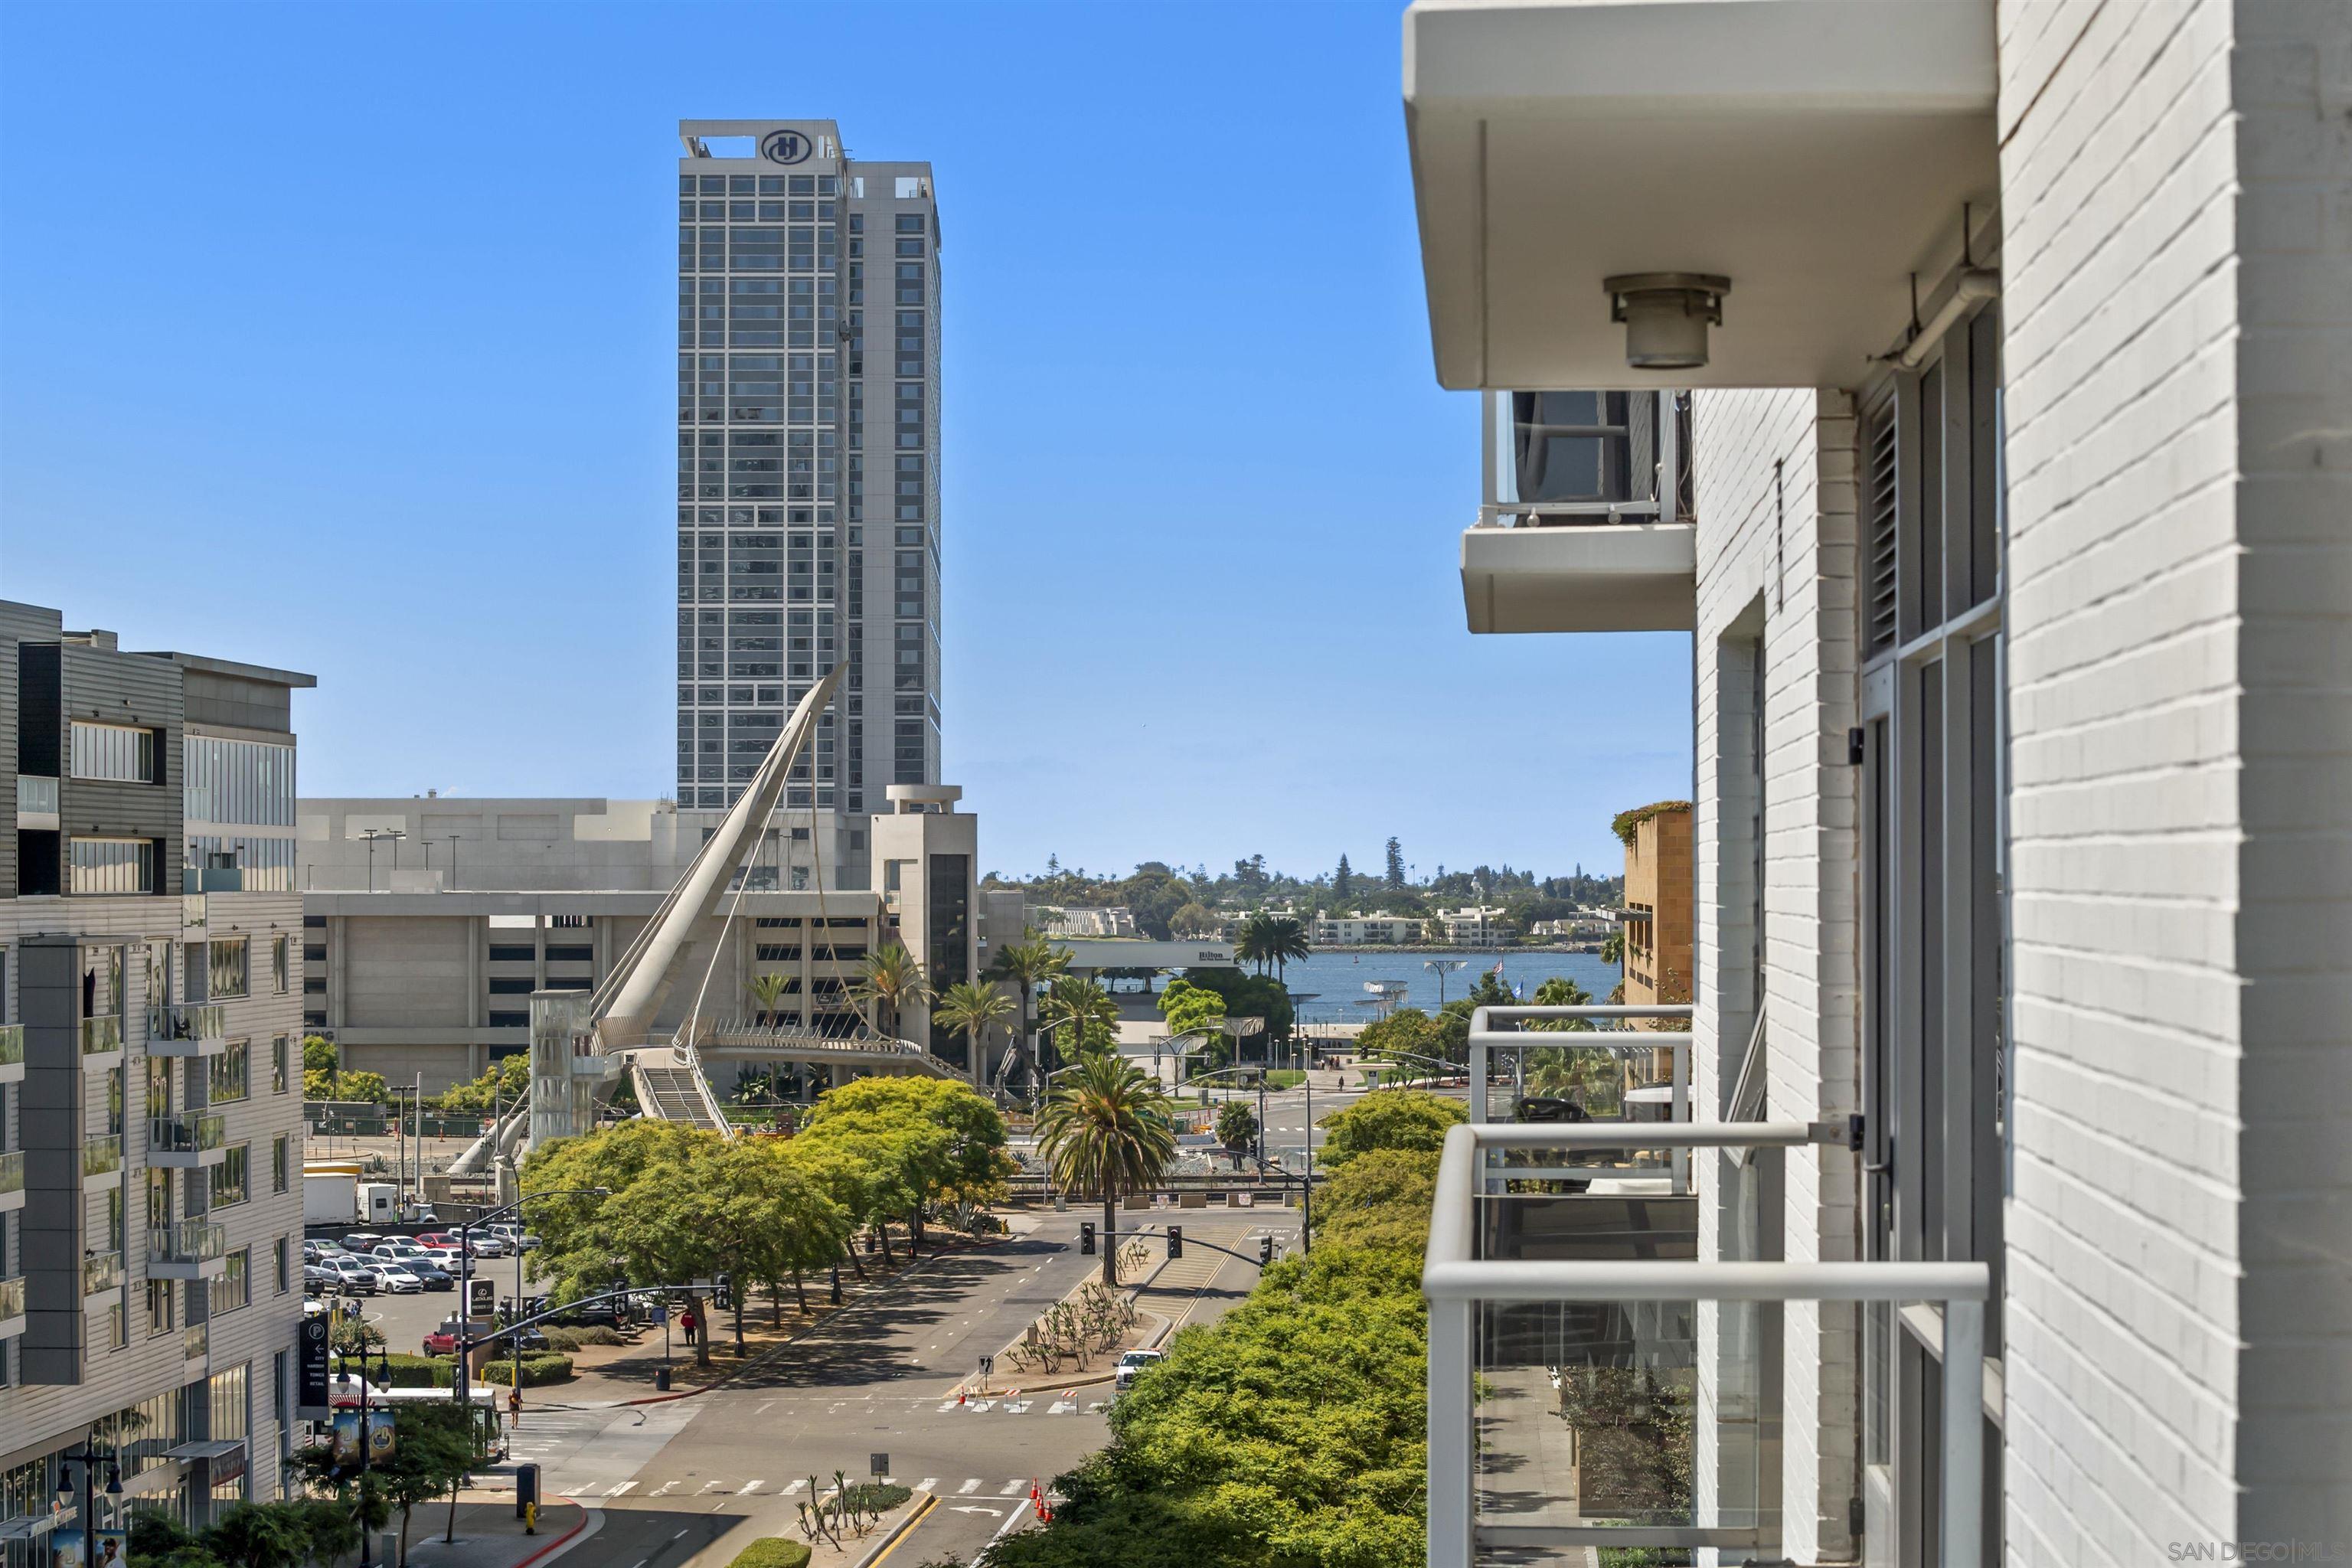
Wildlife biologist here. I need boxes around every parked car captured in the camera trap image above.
[544,1295,625,1328]
[417,1246,468,1272]
[413,1232,462,1250]
[422,1318,471,1357]
[371,1242,430,1267]
[302,1263,340,1290]
[1113,1348,1166,1391]
[368,1265,424,1295]
[341,1232,384,1253]
[322,1257,376,1295]
[487,1223,541,1252]
[406,1259,456,1292]
[466,1233,513,1258]
[302,1298,329,1318]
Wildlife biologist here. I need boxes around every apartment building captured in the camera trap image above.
[1615,802,1693,1011]
[0,600,312,1540]
[1406,1,2350,1563]
[1436,906,1510,946]
[675,119,941,863]
[297,786,991,1093]
[1312,912,1426,946]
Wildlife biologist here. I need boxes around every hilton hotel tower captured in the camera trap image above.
[675,121,940,884]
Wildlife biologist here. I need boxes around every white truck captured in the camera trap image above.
[303,1167,407,1227]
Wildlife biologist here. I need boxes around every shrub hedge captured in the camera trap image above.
[725,1541,812,1568]
[377,1352,573,1388]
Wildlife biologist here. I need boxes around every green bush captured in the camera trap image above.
[375,1352,573,1389]
[839,1482,910,1512]
[725,1541,813,1568]
[541,1325,623,1351]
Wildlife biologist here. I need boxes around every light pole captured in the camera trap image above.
[1424,958,1468,1009]
[336,1339,393,1567]
[360,829,392,892]
[453,1188,606,1413]
[56,1441,122,1564]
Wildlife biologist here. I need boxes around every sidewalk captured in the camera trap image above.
[391,1497,590,1568]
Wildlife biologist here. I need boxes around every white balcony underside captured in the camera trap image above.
[1462,521,1697,632]
[1406,0,1997,390]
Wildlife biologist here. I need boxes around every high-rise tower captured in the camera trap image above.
[675,120,940,883]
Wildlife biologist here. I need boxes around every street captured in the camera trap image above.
[380,1207,1296,1567]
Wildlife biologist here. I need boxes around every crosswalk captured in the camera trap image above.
[935,1396,1108,1416]
[572,1472,1064,1501]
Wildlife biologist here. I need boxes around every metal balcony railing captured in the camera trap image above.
[0,1023,21,1069]
[83,1250,125,1295]
[1479,389,1693,530]
[0,1274,24,1324]
[1423,1122,1992,1567]
[149,1220,227,1266]
[149,1003,227,1044]
[149,1114,227,1155]
[0,1150,21,1197]
[1467,1004,1694,1187]
[81,1015,123,1055]
[83,1135,123,1177]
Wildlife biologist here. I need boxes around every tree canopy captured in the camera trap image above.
[1318,1090,1468,1169]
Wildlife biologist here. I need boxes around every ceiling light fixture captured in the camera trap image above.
[1605,273,1731,370]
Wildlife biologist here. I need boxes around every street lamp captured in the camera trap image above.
[1188,1063,1317,1254]
[335,1339,394,1568]
[453,1188,607,1413]
[1423,958,1468,1009]
[56,1441,122,1563]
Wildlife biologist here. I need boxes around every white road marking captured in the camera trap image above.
[999,1478,1027,1495]
[1086,1400,1106,1413]
[671,1529,688,1540]
[741,1480,765,1495]
[605,1481,638,1498]
[956,1478,980,1494]
[1048,1400,1075,1415]
[697,1480,726,1494]
[914,1478,936,1492]
[782,1479,808,1494]
[651,1481,678,1497]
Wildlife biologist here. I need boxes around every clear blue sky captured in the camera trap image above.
[0,1,1690,884]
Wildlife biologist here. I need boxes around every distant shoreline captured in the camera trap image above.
[1290,943,1608,956]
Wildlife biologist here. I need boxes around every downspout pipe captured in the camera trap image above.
[1893,270,2000,370]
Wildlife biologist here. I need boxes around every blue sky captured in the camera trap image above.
[0,0,1690,883]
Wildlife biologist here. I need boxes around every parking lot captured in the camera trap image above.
[306,1241,548,1357]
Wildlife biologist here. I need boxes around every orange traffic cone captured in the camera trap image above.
[957,1391,966,1406]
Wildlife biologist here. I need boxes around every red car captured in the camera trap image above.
[422,1318,469,1357]
[413,1233,460,1250]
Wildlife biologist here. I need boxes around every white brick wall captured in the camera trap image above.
[1998,0,2352,1555]
[1690,387,1863,1563]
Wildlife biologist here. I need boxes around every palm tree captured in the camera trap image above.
[1040,975,1119,1073]
[1036,1050,1178,1286]
[1235,910,1276,975]
[850,942,932,1040]
[1263,914,1312,985]
[985,928,1070,1098]
[932,980,1014,1080]
[750,970,790,1027]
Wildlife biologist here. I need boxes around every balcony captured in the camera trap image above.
[15,773,58,830]
[82,1250,124,1295]
[1462,391,1695,633]
[149,1220,228,1281]
[182,866,247,893]
[185,1322,208,1361]
[0,1022,21,1084]
[81,1014,123,1057]
[1403,0,1998,390]
[0,1274,23,1338]
[82,1133,123,1181]
[148,1114,228,1168]
[1423,1120,1991,1566]
[0,1150,22,1214]
[147,1004,229,1058]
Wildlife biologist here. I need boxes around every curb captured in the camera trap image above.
[511,1496,597,1568]
[854,1491,939,1566]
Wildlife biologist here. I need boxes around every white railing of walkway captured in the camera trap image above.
[1466,1003,1694,1185]
[1422,1120,1991,1567]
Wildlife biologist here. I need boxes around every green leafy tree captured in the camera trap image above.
[1385,835,1407,890]
[984,928,1071,1099]
[304,1067,390,1104]
[1261,914,1311,984]
[432,1054,530,1114]
[1155,978,1227,1067]
[1318,1089,1468,1168]
[796,1076,1011,1254]
[850,942,932,1040]
[374,1401,483,1565]
[1601,929,1625,966]
[1332,853,1355,903]
[931,980,1014,1077]
[1171,969,1292,1060]
[1037,1050,1177,1287]
[1168,902,1218,939]
[1312,1146,1444,1256]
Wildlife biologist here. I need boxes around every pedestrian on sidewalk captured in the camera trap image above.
[679,1307,699,1348]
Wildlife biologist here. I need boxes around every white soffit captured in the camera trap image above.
[1406,0,1998,390]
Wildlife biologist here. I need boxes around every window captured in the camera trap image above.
[211,1145,250,1208]
[146,1278,175,1336]
[271,936,289,995]
[183,737,295,825]
[273,1236,289,1294]
[488,977,536,995]
[271,1034,288,1095]
[109,1302,128,1351]
[272,1135,288,1193]
[211,1250,250,1315]
[209,1040,249,1104]
[487,944,534,963]
[68,838,156,895]
[209,938,249,999]
[544,945,594,963]
[70,722,158,783]
[488,1011,528,1028]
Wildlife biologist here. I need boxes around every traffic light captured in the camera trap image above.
[1167,1227,1184,1260]
[1079,1223,1096,1256]
[712,1273,733,1312]
[1259,1235,1276,1266]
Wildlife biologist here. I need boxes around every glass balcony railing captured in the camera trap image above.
[149,1220,227,1266]
[81,1015,123,1055]
[0,1023,21,1069]
[185,1322,208,1360]
[15,774,57,816]
[83,1134,123,1178]
[0,1150,22,1197]
[1479,389,1693,529]
[1424,1121,1993,1567]
[83,1250,124,1295]
[149,1114,227,1155]
[149,1003,227,1045]
[1467,1004,1694,1190]
[0,1274,24,1324]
